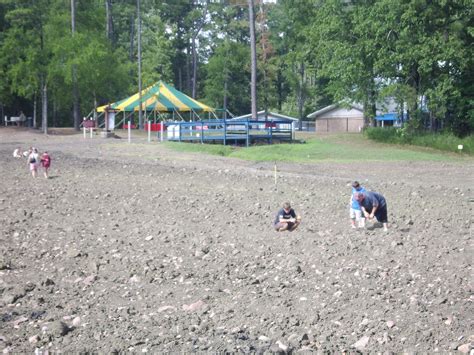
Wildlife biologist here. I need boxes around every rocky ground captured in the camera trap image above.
[0,127,472,353]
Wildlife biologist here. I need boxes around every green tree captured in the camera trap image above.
[308,0,381,126]
[141,8,174,86]
[204,40,250,115]
[0,0,54,131]
[267,0,322,122]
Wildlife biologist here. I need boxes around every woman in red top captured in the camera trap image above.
[40,151,51,179]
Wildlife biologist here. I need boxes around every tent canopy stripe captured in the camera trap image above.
[96,81,213,113]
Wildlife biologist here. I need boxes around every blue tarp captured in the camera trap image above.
[375,113,398,121]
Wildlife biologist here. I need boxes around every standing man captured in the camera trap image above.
[19,111,26,126]
[354,191,389,231]
[274,202,302,232]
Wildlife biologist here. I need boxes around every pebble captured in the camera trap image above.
[82,275,97,285]
[12,316,28,329]
[352,335,370,350]
[129,275,141,283]
[49,320,70,337]
[157,306,177,313]
[182,300,206,312]
[28,335,39,344]
[72,316,81,327]
[275,340,288,351]
[457,343,471,353]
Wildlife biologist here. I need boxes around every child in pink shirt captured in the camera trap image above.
[40,151,51,179]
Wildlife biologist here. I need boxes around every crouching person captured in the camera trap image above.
[274,202,301,232]
[354,191,389,231]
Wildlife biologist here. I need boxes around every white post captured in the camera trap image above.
[128,120,131,143]
[90,127,93,138]
[274,163,277,187]
[83,117,86,138]
[83,126,86,139]
[148,120,151,143]
[160,120,164,142]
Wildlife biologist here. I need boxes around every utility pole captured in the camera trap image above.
[137,0,143,130]
[248,0,258,119]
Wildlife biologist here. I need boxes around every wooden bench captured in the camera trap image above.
[5,116,25,126]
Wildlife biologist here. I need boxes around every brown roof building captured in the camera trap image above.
[307,104,365,133]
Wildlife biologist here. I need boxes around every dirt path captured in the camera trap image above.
[0,128,472,353]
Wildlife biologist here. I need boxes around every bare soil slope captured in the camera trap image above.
[0,128,472,353]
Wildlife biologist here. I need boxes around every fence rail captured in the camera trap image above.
[165,120,294,146]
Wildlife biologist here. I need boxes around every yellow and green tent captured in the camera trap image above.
[97,81,213,113]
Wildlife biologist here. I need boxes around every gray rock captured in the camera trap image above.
[48,321,71,338]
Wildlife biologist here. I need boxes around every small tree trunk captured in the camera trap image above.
[71,0,80,130]
[185,45,191,94]
[93,95,98,121]
[178,67,182,91]
[258,1,269,114]
[248,0,258,119]
[297,61,305,130]
[191,0,208,99]
[277,68,283,111]
[106,0,114,44]
[129,13,134,62]
[52,98,57,127]
[191,37,197,99]
[223,78,228,118]
[33,93,37,128]
[41,79,48,135]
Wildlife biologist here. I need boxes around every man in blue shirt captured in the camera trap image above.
[274,202,301,232]
[354,191,389,231]
[350,181,366,228]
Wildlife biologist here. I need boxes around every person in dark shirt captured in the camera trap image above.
[274,202,301,232]
[354,191,388,231]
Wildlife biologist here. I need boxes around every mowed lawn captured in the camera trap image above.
[164,132,472,163]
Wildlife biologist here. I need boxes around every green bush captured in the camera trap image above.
[364,127,473,154]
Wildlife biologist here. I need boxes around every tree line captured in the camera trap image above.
[0,0,472,136]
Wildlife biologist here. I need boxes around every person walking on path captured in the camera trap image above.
[27,148,40,178]
[40,151,51,179]
[354,191,389,231]
[274,202,302,232]
[350,181,366,229]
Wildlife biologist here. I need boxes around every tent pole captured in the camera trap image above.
[160,111,164,142]
[176,110,184,121]
[192,109,201,121]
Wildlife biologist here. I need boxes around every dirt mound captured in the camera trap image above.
[0,130,472,352]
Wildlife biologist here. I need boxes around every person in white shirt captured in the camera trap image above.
[13,147,22,158]
[27,148,40,178]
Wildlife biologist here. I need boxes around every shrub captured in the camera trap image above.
[364,127,473,154]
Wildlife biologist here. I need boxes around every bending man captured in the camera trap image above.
[354,191,389,231]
